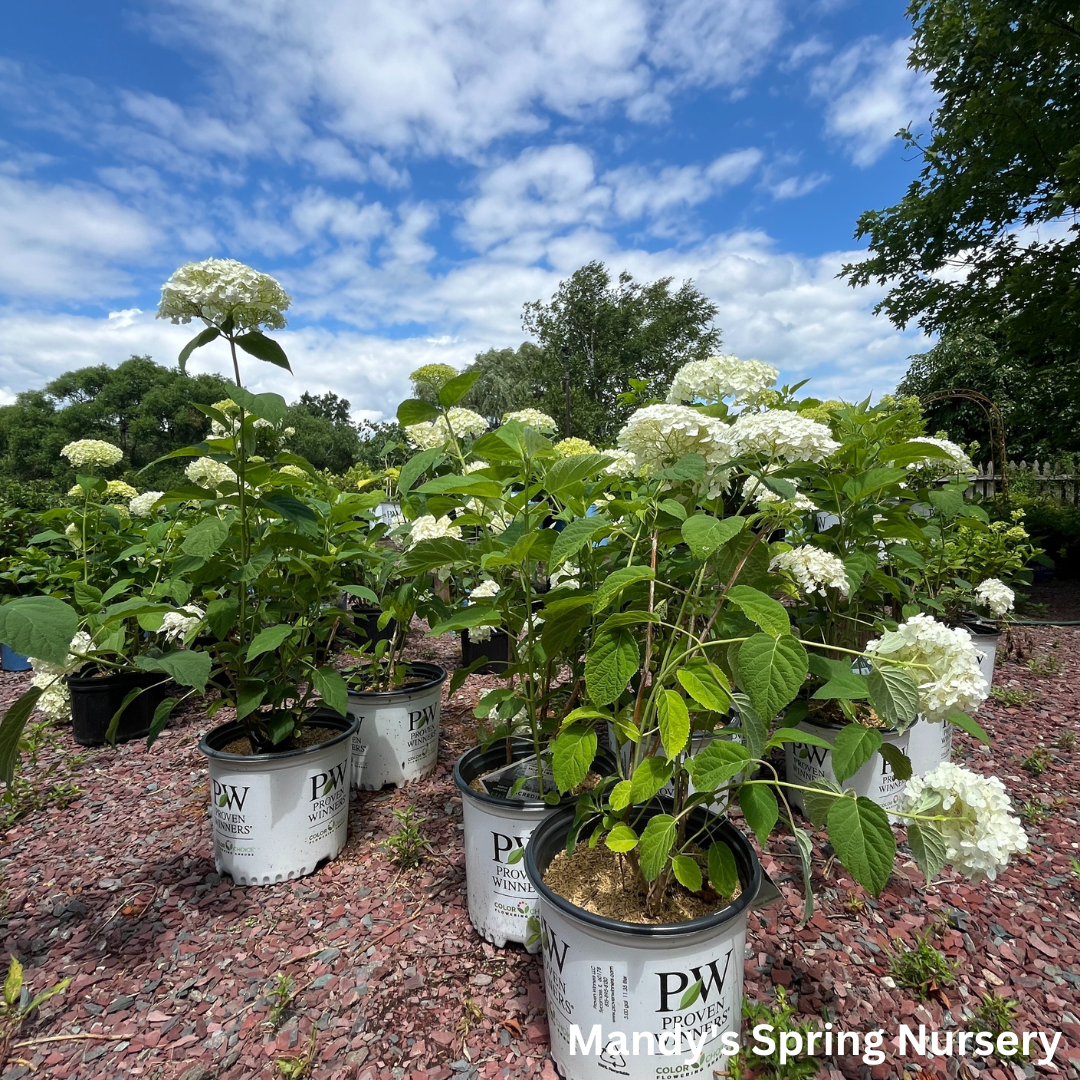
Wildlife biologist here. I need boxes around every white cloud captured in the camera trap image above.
[130,0,782,161]
[811,37,937,166]
[0,173,160,299]
[767,172,829,200]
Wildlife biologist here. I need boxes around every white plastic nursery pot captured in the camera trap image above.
[785,719,911,819]
[968,631,1000,693]
[453,739,616,952]
[524,803,762,1080]
[905,717,953,778]
[199,711,357,887]
[346,662,446,790]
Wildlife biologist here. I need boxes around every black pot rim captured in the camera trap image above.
[199,710,358,763]
[524,800,762,938]
[453,738,615,811]
[67,664,168,688]
[344,661,447,697]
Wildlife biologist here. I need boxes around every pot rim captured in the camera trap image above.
[344,661,447,699]
[524,801,762,938]
[453,738,614,812]
[199,710,358,763]
[67,664,168,688]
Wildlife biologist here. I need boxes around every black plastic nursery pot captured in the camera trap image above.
[459,628,510,674]
[453,738,616,951]
[68,666,168,746]
[524,801,762,1080]
[348,605,398,647]
[199,710,358,886]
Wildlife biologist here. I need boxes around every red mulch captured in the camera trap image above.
[1,622,1079,1080]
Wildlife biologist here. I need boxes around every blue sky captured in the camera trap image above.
[0,0,936,419]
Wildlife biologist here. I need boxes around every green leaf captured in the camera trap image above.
[928,484,968,519]
[658,498,686,521]
[437,369,483,407]
[677,665,731,714]
[639,814,677,881]
[685,740,750,790]
[74,582,103,609]
[540,598,594,654]
[414,473,502,498]
[907,821,948,883]
[551,724,597,793]
[397,537,470,575]
[831,724,882,784]
[680,515,745,559]
[725,585,790,637]
[147,697,178,745]
[793,826,814,924]
[628,756,673,804]
[655,453,705,481]
[584,626,639,707]
[801,778,842,829]
[738,785,778,844]
[605,824,639,852]
[880,441,957,467]
[266,712,295,744]
[311,666,348,717]
[177,326,220,372]
[550,515,609,566]
[397,399,441,427]
[657,690,690,759]
[181,516,230,558]
[842,550,878,595]
[4,957,23,1007]
[545,454,610,497]
[946,711,990,744]
[104,685,147,745]
[25,977,71,1015]
[427,605,501,636]
[230,385,289,425]
[679,980,703,1010]
[826,794,896,896]
[236,686,267,721]
[0,596,79,666]
[135,651,211,692]
[259,494,319,528]
[671,854,702,893]
[205,598,238,640]
[592,565,653,613]
[809,655,870,701]
[609,781,632,811]
[737,633,808,721]
[732,692,766,760]
[841,468,909,502]
[398,448,444,496]
[234,330,291,371]
[708,840,739,897]
[0,687,44,785]
[877,741,913,782]
[246,624,294,661]
[867,665,920,727]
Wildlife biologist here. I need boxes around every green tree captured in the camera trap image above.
[843,2,1080,361]
[460,343,546,425]
[521,261,722,444]
[0,356,233,487]
[898,328,1080,462]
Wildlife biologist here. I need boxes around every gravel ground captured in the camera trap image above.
[1,623,1078,1080]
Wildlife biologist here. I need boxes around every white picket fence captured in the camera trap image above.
[970,461,1080,503]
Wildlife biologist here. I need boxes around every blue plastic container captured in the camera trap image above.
[1,643,32,672]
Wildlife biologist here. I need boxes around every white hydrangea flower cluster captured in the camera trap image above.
[408,515,462,547]
[617,404,736,474]
[104,480,139,500]
[65,523,81,549]
[602,448,638,478]
[278,464,308,480]
[503,408,557,432]
[552,437,598,457]
[974,578,1015,617]
[157,258,291,331]
[866,613,988,722]
[129,491,165,518]
[770,546,849,596]
[404,408,488,450]
[61,439,124,469]
[186,457,237,489]
[160,605,205,645]
[906,437,974,476]
[464,460,490,473]
[549,563,581,590]
[732,410,839,463]
[666,354,779,406]
[29,631,94,722]
[469,579,501,599]
[902,762,1028,881]
[209,398,275,437]
[745,473,817,512]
